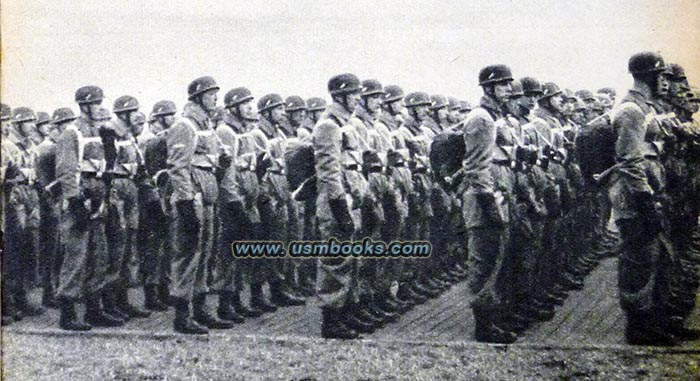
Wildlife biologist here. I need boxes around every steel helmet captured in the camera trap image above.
[447,97,461,110]
[36,112,51,126]
[75,85,104,105]
[430,94,448,110]
[404,92,432,108]
[575,90,596,102]
[131,111,146,125]
[628,51,666,75]
[188,76,220,100]
[306,97,327,112]
[51,108,78,125]
[257,93,284,113]
[328,73,361,95]
[520,77,543,96]
[509,80,525,97]
[94,107,112,121]
[151,100,177,117]
[1,103,11,121]
[478,64,513,86]
[224,87,254,107]
[383,85,404,104]
[361,79,385,97]
[113,95,140,113]
[540,82,562,99]
[459,100,473,112]
[285,95,307,112]
[11,107,36,124]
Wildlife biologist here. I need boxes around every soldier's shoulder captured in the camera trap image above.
[610,102,644,124]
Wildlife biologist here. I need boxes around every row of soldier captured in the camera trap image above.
[1,51,699,345]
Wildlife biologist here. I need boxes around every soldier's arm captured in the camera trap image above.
[166,120,196,202]
[55,128,81,200]
[313,120,345,201]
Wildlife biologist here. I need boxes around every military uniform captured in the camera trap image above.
[2,109,43,321]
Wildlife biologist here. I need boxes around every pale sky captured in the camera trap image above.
[2,0,699,114]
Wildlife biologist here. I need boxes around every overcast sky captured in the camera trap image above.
[2,0,699,114]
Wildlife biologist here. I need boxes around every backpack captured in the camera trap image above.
[429,126,465,178]
[284,138,317,201]
[574,113,616,185]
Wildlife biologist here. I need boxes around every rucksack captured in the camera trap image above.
[429,126,465,178]
[284,138,317,201]
[574,113,616,186]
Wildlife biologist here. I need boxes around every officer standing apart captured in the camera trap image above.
[461,65,517,344]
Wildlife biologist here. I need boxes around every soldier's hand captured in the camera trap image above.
[219,153,233,169]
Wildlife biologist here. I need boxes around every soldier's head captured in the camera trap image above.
[306,97,326,124]
[34,111,52,143]
[224,87,256,122]
[359,79,385,116]
[284,95,308,127]
[328,73,362,113]
[130,111,146,136]
[11,107,37,139]
[519,77,542,113]
[113,95,140,127]
[478,64,514,105]
[258,93,286,124]
[537,82,566,116]
[459,100,473,118]
[506,79,525,117]
[597,87,616,103]
[403,92,432,121]
[447,97,461,124]
[430,94,449,124]
[381,85,405,117]
[570,96,588,125]
[150,100,177,132]
[628,51,668,98]
[75,85,104,120]
[562,89,577,117]
[1,103,11,137]
[666,63,691,107]
[596,93,613,112]
[93,107,112,129]
[50,108,77,140]
[188,76,220,112]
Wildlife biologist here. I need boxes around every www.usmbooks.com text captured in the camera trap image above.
[231,238,431,259]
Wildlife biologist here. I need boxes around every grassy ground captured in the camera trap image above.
[3,331,699,381]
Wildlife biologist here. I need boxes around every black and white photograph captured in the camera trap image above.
[1,0,700,379]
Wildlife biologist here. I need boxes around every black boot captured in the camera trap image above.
[158,283,175,307]
[15,290,45,316]
[472,306,516,344]
[231,291,263,318]
[217,292,244,323]
[192,293,234,329]
[42,286,58,309]
[250,283,278,313]
[144,284,168,312]
[344,303,376,334]
[173,297,208,335]
[667,316,700,341]
[625,314,679,346]
[1,294,16,326]
[321,307,359,339]
[103,286,129,322]
[270,281,306,307]
[117,286,151,318]
[85,293,124,327]
[58,297,92,331]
